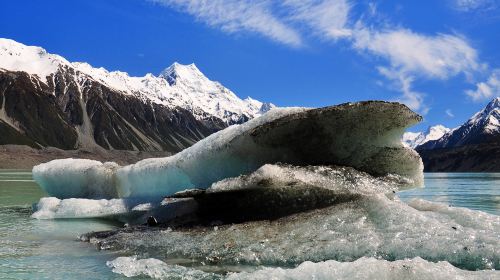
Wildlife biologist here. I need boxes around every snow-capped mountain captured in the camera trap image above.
[419,97,500,150]
[402,125,450,148]
[0,38,273,152]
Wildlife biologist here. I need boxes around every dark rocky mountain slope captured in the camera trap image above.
[416,98,500,172]
[0,38,273,154]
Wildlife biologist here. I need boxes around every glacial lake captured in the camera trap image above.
[0,170,498,279]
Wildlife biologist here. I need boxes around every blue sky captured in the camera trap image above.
[1,0,499,131]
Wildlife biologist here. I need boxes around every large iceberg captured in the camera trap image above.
[30,101,499,278]
[33,101,423,200]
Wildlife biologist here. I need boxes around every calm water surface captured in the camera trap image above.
[399,173,500,215]
[0,170,498,279]
[0,170,129,279]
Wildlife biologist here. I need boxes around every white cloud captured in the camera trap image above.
[283,0,352,40]
[151,0,489,114]
[466,70,500,101]
[446,109,455,118]
[352,27,482,113]
[353,28,480,79]
[151,0,303,47]
[151,0,353,46]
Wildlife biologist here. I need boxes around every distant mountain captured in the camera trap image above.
[419,97,500,150]
[402,125,450,148]
[0,38,274,152]
[417,97,500,172]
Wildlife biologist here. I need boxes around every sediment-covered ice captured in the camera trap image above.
[207,164,409,195]
[33,101,423,200]
[106,256,498,280]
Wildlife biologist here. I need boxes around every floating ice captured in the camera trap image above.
[32,159,120,199]
[229,257,498,280]
[33,101,423,200]
[106,256,498,280]
[90,188,499,271]
[31,197,157,219]
[107,256,220,279]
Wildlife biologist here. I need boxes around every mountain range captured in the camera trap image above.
[0,38,273,154]
[402,125,450,149]
[410,97,500,171]
[2,38,500,171]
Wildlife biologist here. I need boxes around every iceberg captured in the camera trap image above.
[30,100,499,278]
[33,101,423,200]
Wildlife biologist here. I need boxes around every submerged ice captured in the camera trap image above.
[33,101,423,200]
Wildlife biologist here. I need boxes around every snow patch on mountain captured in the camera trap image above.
[0,38,70,80]
[0,38,274,124]
[418,97,500,150]
[468,97,500,134]
[402,125,450,148]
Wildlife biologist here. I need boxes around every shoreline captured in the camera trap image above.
[0,145,172,169]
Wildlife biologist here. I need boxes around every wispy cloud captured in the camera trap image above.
[466,69,500,101]
[446,109,455,118]
[352,27,480,112]
[283,0,352,40]
[151,0,303,47]
[353,28,480,79]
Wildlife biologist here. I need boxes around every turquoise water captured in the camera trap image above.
[0,170,127,280]
[398,173,500,215]
[0,170,498,279]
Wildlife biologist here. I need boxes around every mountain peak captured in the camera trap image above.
[484,97,500,112]
[0,38,272,126]
[0,38,69,80]
[159,62,204,86]
[402,124,450,148]
[469,97,500,128]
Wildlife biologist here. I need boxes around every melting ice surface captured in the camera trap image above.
[28,102,499,279]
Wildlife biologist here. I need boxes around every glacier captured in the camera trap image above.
[33,101,423,201]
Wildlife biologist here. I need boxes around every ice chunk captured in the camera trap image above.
[32,159,120,199]
[106,256,498,280]
[106,256,220,279]
[40,164,402,222]
[31,197,154,219]
[90,193,500,271]
[34,101,423,199]
[228,257,498,280]
[208,164,411,194]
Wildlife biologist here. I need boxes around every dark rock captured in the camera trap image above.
[147,216,158,227]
